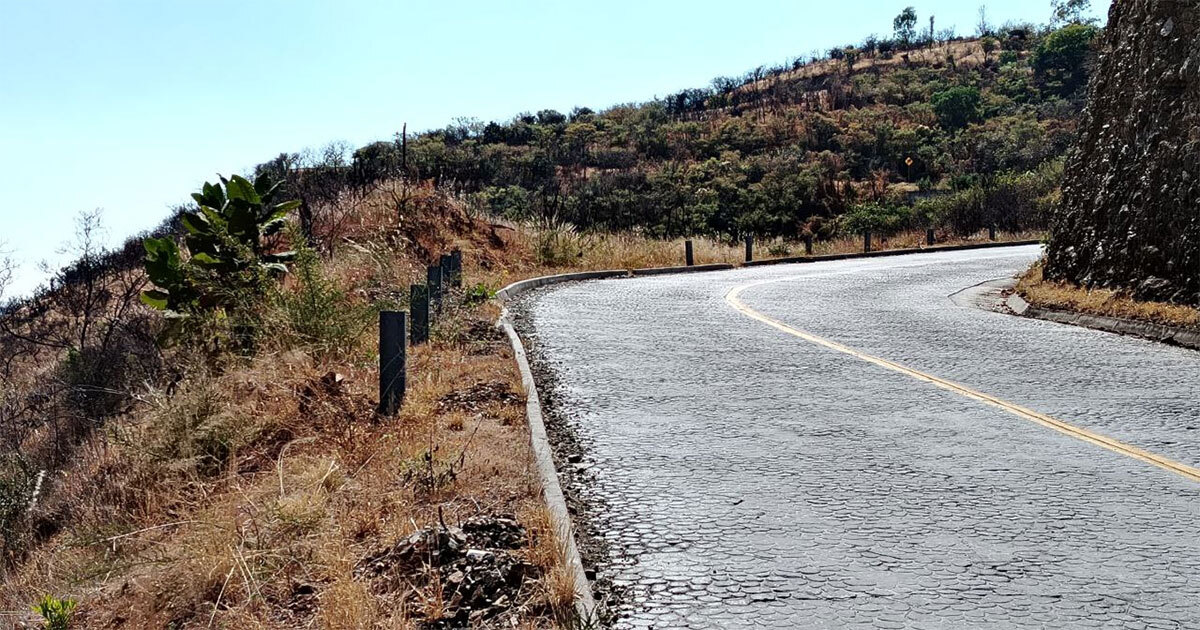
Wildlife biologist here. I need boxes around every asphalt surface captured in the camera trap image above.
[520,245,1200,629]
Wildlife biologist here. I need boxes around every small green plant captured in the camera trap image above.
[32,594,76,630]
[463,282,495,305]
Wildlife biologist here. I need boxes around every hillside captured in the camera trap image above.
[338,23,1096,243]
[0,16,1098,630]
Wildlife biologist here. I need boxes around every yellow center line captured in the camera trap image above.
[726,280,1200,484]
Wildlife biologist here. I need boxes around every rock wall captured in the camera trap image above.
[1045,0,1200,305]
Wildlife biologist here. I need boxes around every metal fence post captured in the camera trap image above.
[410,284,429,345]
[744,236,753,263]
[864,232,872,253]
[449,249,462,288]
[685,240,694,266]
[378,311,407,415]
[427,264,443,314]
[805,234,813,256]
[927,228,935,246]
[989,226,997,241]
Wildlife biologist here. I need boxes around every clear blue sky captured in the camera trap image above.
[0,0,1109,297]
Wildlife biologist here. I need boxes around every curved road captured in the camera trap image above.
[521,245,1200,629]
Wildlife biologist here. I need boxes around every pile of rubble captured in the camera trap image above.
[356,515,537,627]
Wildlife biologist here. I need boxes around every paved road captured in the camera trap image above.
[520,245,1200,629]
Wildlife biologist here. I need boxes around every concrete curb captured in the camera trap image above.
[496,312,598,622]
[630,263,735,276]
[495,269,628,304]
[743,239,1043,267]
[1006,292,1200,351]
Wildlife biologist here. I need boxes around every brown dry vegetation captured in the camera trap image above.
[0,176,1042,629]
[1017,262,1200,330]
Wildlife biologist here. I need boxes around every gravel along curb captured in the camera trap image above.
[1007,292,1200,351]
[744,238,1043,267]
[497,312,598,622]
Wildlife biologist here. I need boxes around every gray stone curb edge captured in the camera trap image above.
[497,312,599,622]
[1006,292,1200,351]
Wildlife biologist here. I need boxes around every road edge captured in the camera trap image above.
[1006,291,1200,351]
[744,239,1043,267]
[496,310,598,622]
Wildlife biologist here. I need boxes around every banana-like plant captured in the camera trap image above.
[142,174,300,313]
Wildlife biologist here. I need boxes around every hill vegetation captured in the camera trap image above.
[326,15,1097,243]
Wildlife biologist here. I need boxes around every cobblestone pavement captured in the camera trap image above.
[521,245,1200,629]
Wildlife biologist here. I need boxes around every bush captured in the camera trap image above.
[272,239,370,358]
[931,86,982,130]
[1032,24,1100,96]
[840,203,917,236]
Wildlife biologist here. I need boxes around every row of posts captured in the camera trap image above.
[378,249,463,415]
[721,226,998,263]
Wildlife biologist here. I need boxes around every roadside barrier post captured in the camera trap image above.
[864,232,872,253]
[744,236,753,263]
[927,228,935,246]
[427,264,443,314]
[439,254,453,296]
[410,284,429,345]
[449,249,463,288]
[685,240,694,266]
[378,311,407,415]
[805,234,813,256]
[989,226,997,241]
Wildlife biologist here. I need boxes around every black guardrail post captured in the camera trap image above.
[744,236,753,263]
[805,234,814,256]
[410,284,429,345]
[989,226,997,241]
[685,240,694,266]
[927,228,935,246]
[378,311,407,415]
[427,264,443,314]
[864,232,872,253]
[449,249,462,288]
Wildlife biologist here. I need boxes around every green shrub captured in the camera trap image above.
[272,239,370,357]
[1033,24,1100,96]
[931,87,982,131]
[840,203,916,236]
[141,174,300,351]
[32,594,76,630]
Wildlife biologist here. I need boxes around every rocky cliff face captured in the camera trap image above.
[1045,0,1200,306]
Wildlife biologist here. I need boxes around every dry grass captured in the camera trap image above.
[1017,262,1200,330]
[0,185,575,629]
